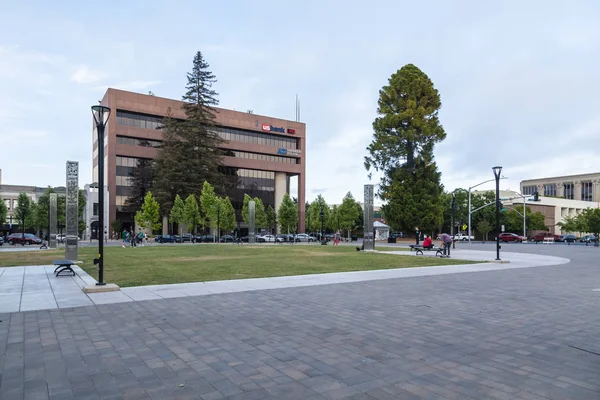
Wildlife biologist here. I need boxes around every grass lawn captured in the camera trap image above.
[0,244,477,287]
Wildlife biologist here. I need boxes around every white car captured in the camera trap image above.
[56,234,66,243]
[261,235,283,243]
[453,233,474,241]
[294,234,315,242]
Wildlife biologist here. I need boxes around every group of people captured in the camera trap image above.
[421,233,453,256]
[121,229,147,248]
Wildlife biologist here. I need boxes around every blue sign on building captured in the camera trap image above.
[277,148,288,155]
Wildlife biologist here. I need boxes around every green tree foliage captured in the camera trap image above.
[441,189,469,232]
[0,197,6,225]
[254,197,267,229]
[183,194,203,234]
[476,220,492,241]
[364,64,446,233]
[111,220,122,236]
[14,193,32,236]
[135,192,161,231]
[126,158,153,210]
[557,215,583,233]
[579,208,600,237]
[152,51,225,215]
[219,197,236,233]
[338,192,360,238]
[277,193,298,234]
[308,195,330,232]
[329,205,340,232]
[169,194,185,238]
[78,189,87,235]
[265,205,276,233]
[241,194,252,223]
[200,181,219,230]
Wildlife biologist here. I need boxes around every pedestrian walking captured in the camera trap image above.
[130,229,137,247]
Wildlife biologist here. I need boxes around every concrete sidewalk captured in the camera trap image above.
[0,250,569,313]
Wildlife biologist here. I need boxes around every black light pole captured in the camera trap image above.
[92,105,111,286]
[320,204,324,242]
[217,202,221,243]
[307,213,311,235]
[493,166,502,261]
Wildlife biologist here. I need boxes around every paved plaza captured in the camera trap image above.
[1,245,600,399]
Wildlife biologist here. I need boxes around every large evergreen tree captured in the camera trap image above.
[365,64,446,233]
[152,51,225,216]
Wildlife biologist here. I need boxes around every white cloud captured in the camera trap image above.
[71,65,107,84]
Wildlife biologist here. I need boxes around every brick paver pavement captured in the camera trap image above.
[1,248,600,399]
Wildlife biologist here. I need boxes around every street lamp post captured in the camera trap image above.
[451,192,456,249]
[91,105,111,286]
[320,204,324,242]
[468,176,508,243]
[492,166,503,261]
[217,202,221,243]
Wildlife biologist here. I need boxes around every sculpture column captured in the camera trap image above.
[363,184,374,251]
[49,193,57,249]
[65,161,79,260]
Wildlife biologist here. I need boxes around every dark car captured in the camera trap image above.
[154,235,162,242]
[580,235,598,243]
[390,232,406,239]
[7,233,42,245]
[157,234,177,243]
[202,235,216,243]
[0,236,4,246]
[220,235,235,243]
[556,234,577,243]
[181,233,193,243]
[498,233,526,243]
[529,232,561,243]
[276,234,290,242]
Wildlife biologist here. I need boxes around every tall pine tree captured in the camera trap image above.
[152,51,225,216]
[365,64,446,233]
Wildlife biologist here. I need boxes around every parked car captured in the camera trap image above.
[276,234,290,242]
[390,232,406,239]
[157,234,177,243]
[220,235,235,243]
[498,233,526,243]
[261,234,283,243]
[294,233,315,242]
[556,234,577,243]
[0,236,4,246]
[529,232,561,243]
[180,233,193,243]
[580,235,598,243]
[7,233,43,245]
[453,233,475,241]
[154,235,162,242]
[56,234,66,243]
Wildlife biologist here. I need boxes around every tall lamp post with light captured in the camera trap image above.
[468,176,508,243]
[492,166,502,261]
[91,105,111,286]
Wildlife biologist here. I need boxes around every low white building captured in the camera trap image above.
[374,220,389,240]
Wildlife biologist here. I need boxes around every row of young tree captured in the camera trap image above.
[305,193,362,238]
[0,189,86,237]
[133,181,303,236]
[557,208,600,237]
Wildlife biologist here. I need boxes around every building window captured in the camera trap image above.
[93,203,99,216]
[226,150,298,164]
[544,184,556,197]
[116,110,164,130]
[582,181,593,201]
[522,186,536,195]
[563,182,573,199]
[12,199,18,209]
[3,199,10,210]
[117,135,162,148]
[214,127,298,149]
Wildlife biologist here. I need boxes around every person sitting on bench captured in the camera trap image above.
[422,235,433,249]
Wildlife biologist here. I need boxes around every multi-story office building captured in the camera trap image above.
[521,172,600,202]
[93,89,306,233]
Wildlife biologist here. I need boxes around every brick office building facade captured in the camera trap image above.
[93,89,306,235]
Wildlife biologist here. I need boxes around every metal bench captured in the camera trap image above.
[52,260,76,277]
[410,244,445,257]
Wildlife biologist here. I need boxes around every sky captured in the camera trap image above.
[1,0,600,204]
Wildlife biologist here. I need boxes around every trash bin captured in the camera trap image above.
[387,237,397,244]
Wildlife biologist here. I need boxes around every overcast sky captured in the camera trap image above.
[1,0,599,204]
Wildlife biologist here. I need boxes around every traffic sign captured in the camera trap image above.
[462,224,467,231]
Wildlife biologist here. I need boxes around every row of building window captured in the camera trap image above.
[3,199,17,210]
[115,109,298,150]
[228,151,298,164]
[117,135,162,148]
[116,156,148,168]
[116,110,163,130]
[523,182,594,201]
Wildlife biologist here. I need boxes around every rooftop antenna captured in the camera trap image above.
[148,91,155,96]
[295,94,301,122]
